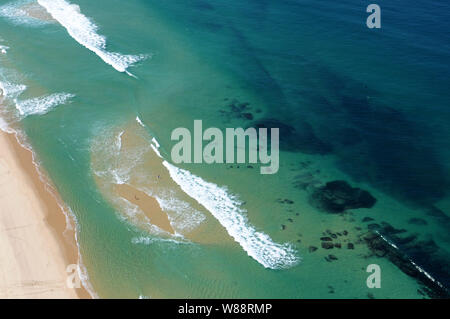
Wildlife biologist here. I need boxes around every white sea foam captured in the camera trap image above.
[91,125,299,268]
[0,116,12,133]
[151,137,160,148]
[0,45,8,54]
[0,78,26,131]
[376,231,447,291]
[37,0,147,76]
[131,235,190,246]
[0,0,51,27]
[136,116,145,127]
[117,197,170,236]
[150,138,162,157]
[116,131,124,152]
[15,92,74,116]
[161,159,300,269]
[0,80,26,99]
[1,73,74,118]
[151,143,162,158]
[90,125,207,237]
[143,188,206,234]
[91,126,151,185]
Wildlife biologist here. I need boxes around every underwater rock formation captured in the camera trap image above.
[309,180,376,213]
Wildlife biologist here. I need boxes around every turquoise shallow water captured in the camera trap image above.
[1,0,449,298]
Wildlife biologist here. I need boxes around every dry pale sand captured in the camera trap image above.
[0,131,90,299]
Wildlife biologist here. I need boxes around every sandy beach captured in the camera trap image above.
[0,130,90,299]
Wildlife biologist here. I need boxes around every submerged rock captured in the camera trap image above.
[309,246,318,253]
[328,254,338,261]
[362,231,450,298]
[321,242,334,249]
[276,198,294,205]
[309,180,377,213]
[368,223,381,230]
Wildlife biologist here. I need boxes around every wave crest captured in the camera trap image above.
[37,0,148,76]
[15,92,74,116]
[161,159,300,270]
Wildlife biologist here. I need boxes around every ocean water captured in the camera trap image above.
[1,0,449,298]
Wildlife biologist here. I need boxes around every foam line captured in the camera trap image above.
[161,159,300,269]
[37,0,147,76]
[15,92,74,116]
[0,80,26,99]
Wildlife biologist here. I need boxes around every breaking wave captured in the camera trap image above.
[37,0,147,76]
[161,159,300,269]
[15,92,75,116]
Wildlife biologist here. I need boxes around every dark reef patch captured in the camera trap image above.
[309,246,318,253]
[219,98,255,122]
[292,64,449,206]
[337,95,447,205]
[251,118,332,154]
[360,218,450,296]
[321,242,334,249]
[325,254,338,262]
[309,180,376,213]
[361,231,449,298]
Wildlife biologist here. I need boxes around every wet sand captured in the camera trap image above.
[0,131,90,299]
[21,2,55,22]
[115,183,175,234]
[91,121,232,245]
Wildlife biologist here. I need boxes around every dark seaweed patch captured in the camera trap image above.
[293,64,448,206]
[251,118,332,154]
[309,180,376,213]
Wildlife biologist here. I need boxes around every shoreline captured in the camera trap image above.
[0,130,91,298]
